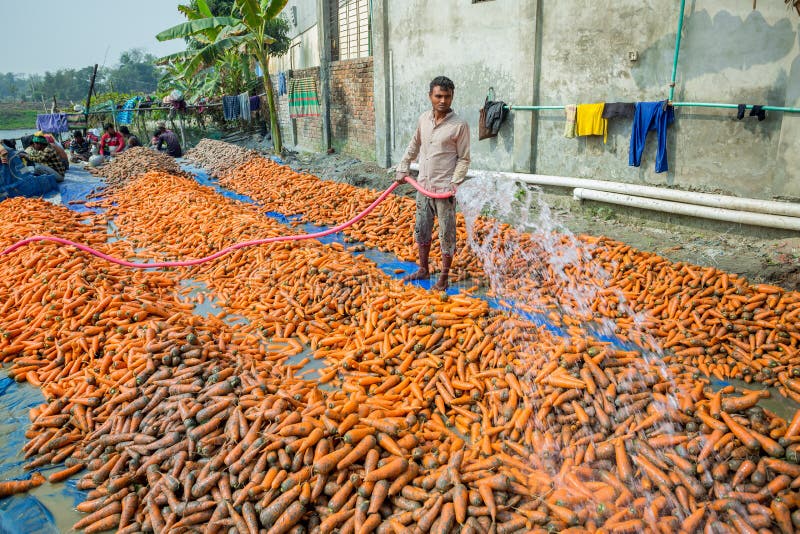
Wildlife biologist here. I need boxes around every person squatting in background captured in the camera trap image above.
[23,132,67,181]
[98,124,125,157]
[151,121,182,158]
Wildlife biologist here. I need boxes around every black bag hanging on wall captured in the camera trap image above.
[479,87,495,140]
[479,87,509,140]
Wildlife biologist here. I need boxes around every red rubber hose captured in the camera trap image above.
[0,176,453,269]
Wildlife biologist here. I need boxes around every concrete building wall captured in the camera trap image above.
[273,1,320,72]
[272,26,320,72]
[330,58,375,161]
[375,0,800,201]
[381,0,537,173]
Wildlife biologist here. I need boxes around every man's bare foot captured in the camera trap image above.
[402,268,429,282]
[432,274,449,291]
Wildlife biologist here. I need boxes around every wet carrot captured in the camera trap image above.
[0,472,45,497]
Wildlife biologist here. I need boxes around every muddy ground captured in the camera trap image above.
[233,133,800,291]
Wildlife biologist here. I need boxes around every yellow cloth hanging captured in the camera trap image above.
[575,103,607,143]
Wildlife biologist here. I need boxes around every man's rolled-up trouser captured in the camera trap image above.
[414,191,456,256]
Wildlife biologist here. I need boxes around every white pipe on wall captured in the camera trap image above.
[409,163,800,219]
[573,188,800,232]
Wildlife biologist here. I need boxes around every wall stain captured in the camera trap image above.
[634,9,796,89]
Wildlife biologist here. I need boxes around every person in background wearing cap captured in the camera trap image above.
[151,121,182,158]
[23,132,67,181]
[98,123,125,157]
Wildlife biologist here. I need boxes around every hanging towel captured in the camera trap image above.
[575,103,608,143]
[250,95,261,111]
[239,92,251,122]
[278,72,287,96]
[288,77,321,118]
[66,114,87,131]
[222,96,241,120]
[601,102,635,120]
[35,114,69,134]
[629,101,675,174]
[564,105,577,138]
[117,97,141,125]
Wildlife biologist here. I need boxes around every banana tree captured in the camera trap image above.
[234,0,289,153]
[157,0,289,153]
[156,0,244,79]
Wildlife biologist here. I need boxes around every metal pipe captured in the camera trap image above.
[669,0,687,101]
[672,102,800,113]
[573,188,800,232]
[506,102,800,113]
[389,49,395,150]
[410,163,800,218]
[507,105,565,111]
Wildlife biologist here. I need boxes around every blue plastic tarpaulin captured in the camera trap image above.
[0,165,100,533]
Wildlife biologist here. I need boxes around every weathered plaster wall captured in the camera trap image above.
[536,1,799,199]
[377,0,799,200]
[273,1,320,72]
[383,0,537,173]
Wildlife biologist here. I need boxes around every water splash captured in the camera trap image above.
[457,171,684,494]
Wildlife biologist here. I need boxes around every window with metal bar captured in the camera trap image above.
[329,0,371,61]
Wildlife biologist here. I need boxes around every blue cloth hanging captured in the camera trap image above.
[117,97,141,125]
[35,114,69,133]
[278,72,287,96]
[629,101,674,174]
[222,96,241,120]
[239,92,251,122]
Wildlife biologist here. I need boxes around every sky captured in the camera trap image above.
[0,0,189,75]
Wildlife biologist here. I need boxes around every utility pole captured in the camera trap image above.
[85,64,98,132]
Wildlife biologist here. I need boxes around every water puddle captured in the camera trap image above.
[286,345,331,387]
[179,278,248,326]
[711,378,800,421]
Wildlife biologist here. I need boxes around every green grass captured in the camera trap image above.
[0,103,39,130]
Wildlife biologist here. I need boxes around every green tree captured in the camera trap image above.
[191,0,235,15]
[106,49,162,94]
[157,0,290,152]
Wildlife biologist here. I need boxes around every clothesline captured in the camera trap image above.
[50,91,269,117]
[507,102,800,113]
[82,102,224,115]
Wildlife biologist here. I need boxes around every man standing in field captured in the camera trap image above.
[396,76,471,291]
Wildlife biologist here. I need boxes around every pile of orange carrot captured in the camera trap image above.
[195,147,800,395]
[2,161,800,532]
[184,139,261,177]
[107,172,800,531]
[88,146,190,189]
